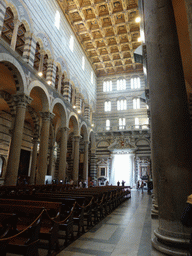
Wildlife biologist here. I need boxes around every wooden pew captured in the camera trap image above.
[0,205,43,256]
[0,199,62,255]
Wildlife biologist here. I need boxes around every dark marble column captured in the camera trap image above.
[73,135,80,185]
[58,127,69,181]
[36,112,54,185]
[29,137,39,185]
[143,0,192,254]
[5,93,32,186]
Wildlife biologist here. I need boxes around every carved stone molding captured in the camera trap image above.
[40,111,55,121]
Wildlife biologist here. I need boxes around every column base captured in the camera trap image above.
[151,208,159,218]
[151,203,159,218]
[152,229,190,256]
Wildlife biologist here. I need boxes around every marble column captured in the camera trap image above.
[36,112,54,185]
[47,141,55,176]
[29,137,39,185]
[57,71,62,93]
[83,140,89,183]
[10,19,21,50]
[23,32,37,66]
[38,50,45,73]
[58,127,69,181]
[63,80,71,102]
[46,59,56,86]
[73,135,80,185]
[130,153,135,188]
[144,0,192,254]
[4,93,32,186]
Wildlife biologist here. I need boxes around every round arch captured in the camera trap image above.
[67,113,79,135]
[135,138,150,146]
[0,53,27,92]
[51,98,68,129]
[28,80,50,111]
[79,122,88,141]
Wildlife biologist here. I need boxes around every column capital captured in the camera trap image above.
[13,93,32,108]
[73,135,81,142]
[61,126,70,132]
[47,58,54,64]
[32,136,39,143]
[13,19,21,28]
[39,49,45,56]
[40,111,55,121]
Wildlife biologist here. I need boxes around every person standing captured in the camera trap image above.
[141,181,144,194]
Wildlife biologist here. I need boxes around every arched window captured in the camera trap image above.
[117,79,126,90]
[135,117,139,128]
[69,35,74,52]
[104,101,111,112]
[131,76,140,89]
[34,42,41,71]
[15,23,26,56]
[82,56,85,70]
[42,54,48,79]
[119,118,125,130]
[106,120,110,130]
[1,7,14,45]
[117,99,126,111]
[133,98,140,109]
[103,81,112,92]
[55,10,60,29]
[55,66,59,90]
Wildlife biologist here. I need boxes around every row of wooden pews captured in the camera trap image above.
[0,185,131,255]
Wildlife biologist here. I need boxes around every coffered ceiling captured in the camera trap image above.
[57,0,143,77]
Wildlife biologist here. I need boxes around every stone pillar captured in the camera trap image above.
[63,80,71,102]
[84,105,90,123]
[36,112,54,185]
[47,140,55,176]
[73,135,80,184]
[143,0,192,254]
[58,127,69,181]
[23,32,37,66]
[57,71,62,93]
[130,154,135,188]
[90,150,97,180]
[29,137,39,185]
[38,50,45,73]
[46,59,56,86]
[83,140,89,182]
[76,93,82,112]
[0,0,6,36]
[10,19,21,50]
[4,93,32,186]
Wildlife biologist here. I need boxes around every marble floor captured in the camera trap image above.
[56,190,166,256]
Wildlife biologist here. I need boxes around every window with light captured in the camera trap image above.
[103,81,112,92]
[135,117,139,128]
[133,98,140,109]
[119,118,125,130]
[91,71,93,84]
[82,56,85,70]
[69,35,74,52]
[55,10,60,29]
[104,101,111,112]
[106,119,110,130]
[117,79,126,91]
[131,77,140,89]
[117,99,126,111]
